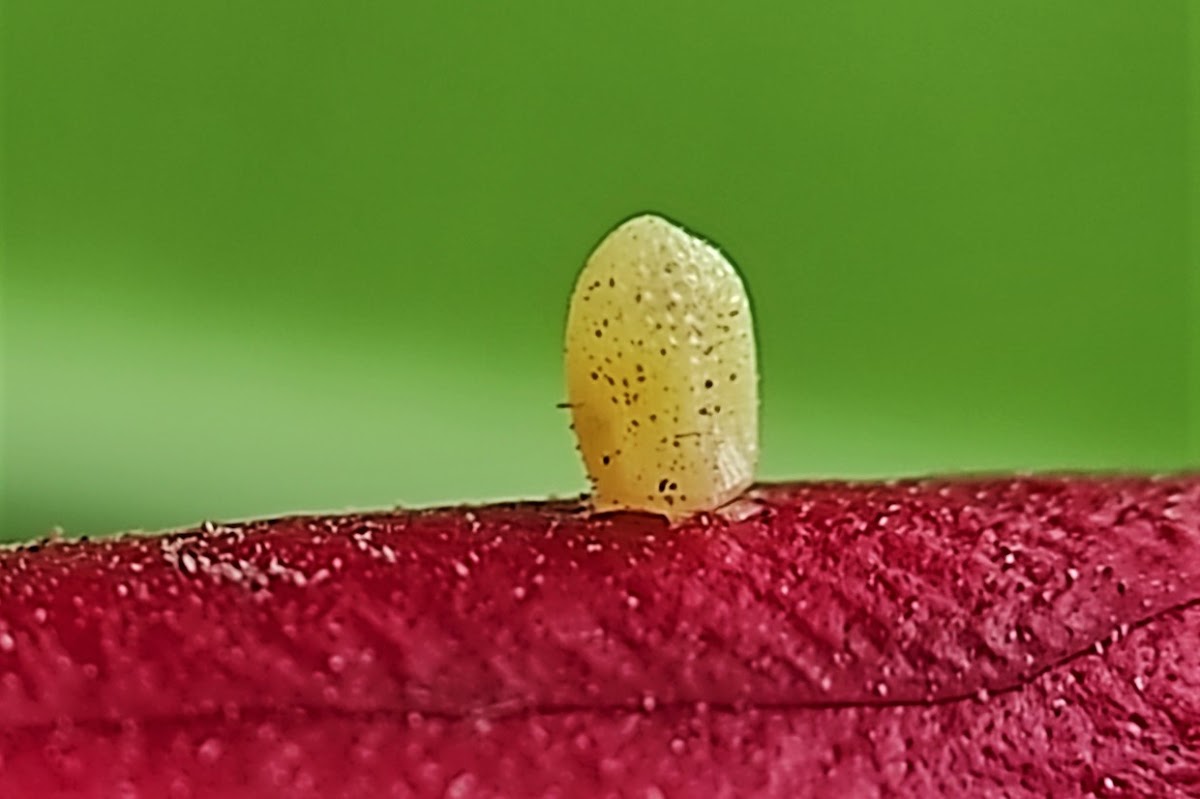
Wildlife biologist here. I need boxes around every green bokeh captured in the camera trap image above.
[2,1,1197,541]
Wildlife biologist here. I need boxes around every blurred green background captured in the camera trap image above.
[2,2,1198,541]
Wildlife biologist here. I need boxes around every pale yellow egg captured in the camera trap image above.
[565,214,758,518]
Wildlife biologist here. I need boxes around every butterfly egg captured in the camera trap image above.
[565,214,759,519]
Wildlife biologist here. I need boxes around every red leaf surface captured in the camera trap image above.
[1,477,1198,797]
